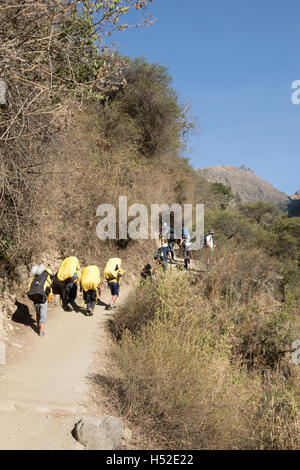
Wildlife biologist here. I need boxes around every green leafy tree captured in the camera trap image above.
[99,57,194,158]
[211,182,234,209]
[239,201,280,226]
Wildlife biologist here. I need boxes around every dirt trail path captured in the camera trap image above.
[0,287,129,450]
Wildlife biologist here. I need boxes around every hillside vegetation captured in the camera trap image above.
[290,191,300,216]
[111,204,300,449]
[0,0,214,270]
[0,1,299,450]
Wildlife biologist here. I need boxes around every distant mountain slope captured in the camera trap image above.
[289,190,300,216]
[197,164,291,210]
[291,189,300,201]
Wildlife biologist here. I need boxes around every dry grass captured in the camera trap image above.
[109,270,300,449]
[195,246,283,303]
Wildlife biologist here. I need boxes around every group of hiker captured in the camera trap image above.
[154,224,215,271]
[26,226,215,337]
[27,257,123,337]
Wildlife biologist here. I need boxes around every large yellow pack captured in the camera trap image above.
[104,258,122,281]
[57,256,80,282]
[81,265,101,292]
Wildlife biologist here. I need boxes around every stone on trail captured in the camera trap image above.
[73,416,124,450]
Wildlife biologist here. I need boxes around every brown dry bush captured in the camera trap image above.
[112,315,262,449]
[109,271,300,449]
[254,373,300,450]
[0,1,79,263]
[111,267,204,339]
[0,1,155,267]
[201,247,283,303]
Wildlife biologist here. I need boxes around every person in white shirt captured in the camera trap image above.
[204,230,215,268]
[205,230,215,250]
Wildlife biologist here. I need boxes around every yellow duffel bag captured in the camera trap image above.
[57,256,80,282]
[104,258,122,281]
[81,265,101,292]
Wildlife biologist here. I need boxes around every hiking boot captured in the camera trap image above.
[70,302,79,312]
[64,302,72,312]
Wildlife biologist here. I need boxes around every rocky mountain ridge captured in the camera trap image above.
[197,164,298,212]
[291,189,300,200]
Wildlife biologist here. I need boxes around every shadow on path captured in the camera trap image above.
[12,300,38,334]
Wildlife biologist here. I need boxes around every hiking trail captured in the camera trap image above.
[0,252,202,450]
[0,285,131,450]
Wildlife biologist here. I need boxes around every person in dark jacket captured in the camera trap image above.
[160,239,172,271]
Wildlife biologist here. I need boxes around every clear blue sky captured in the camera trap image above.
[109,0,300,195]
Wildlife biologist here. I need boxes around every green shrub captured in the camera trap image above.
[103,57,193,158]
[210,182,234,209]
[0,236,14,263]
